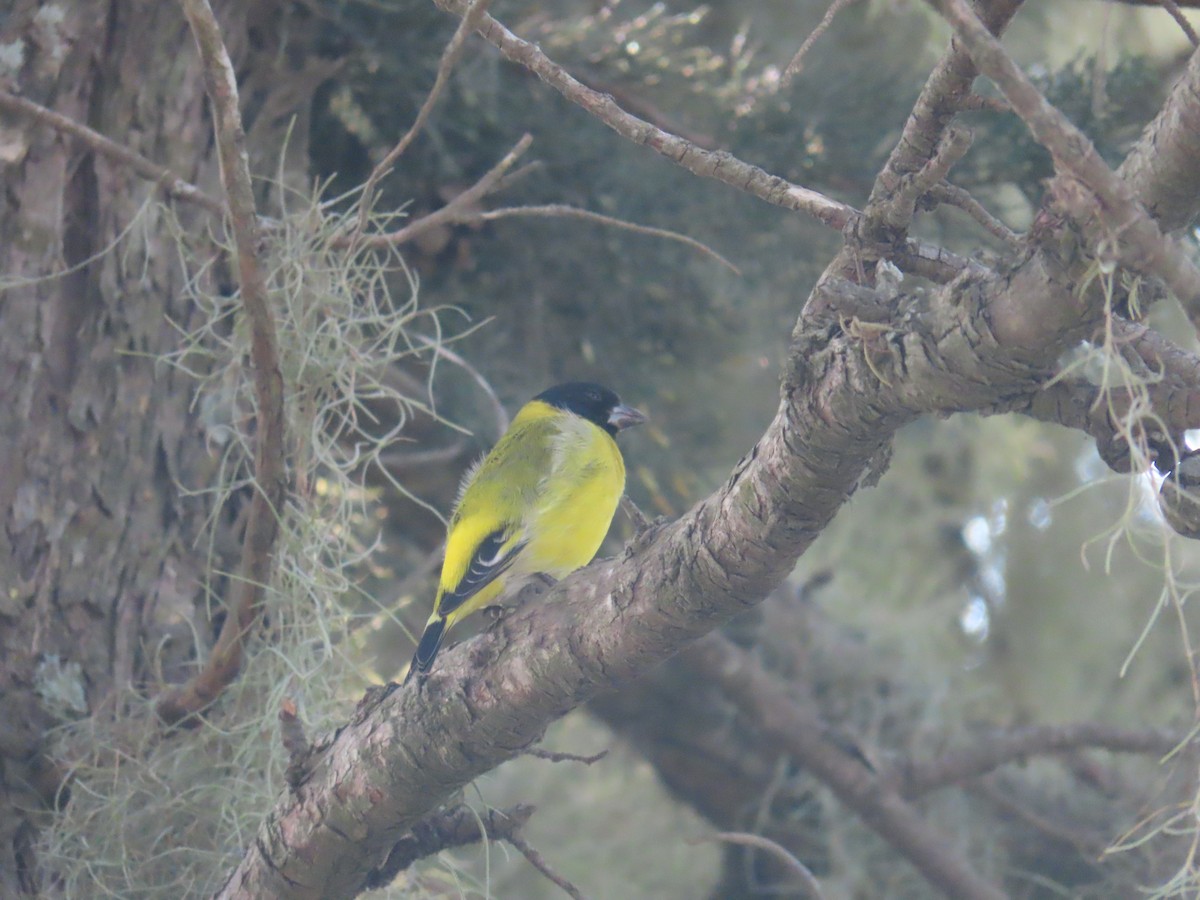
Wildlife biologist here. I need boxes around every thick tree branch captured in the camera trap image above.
[156,0,287,725]
[936,0,1200,330]
[211,4,1200,897]
[1118,46,1200,233]
[218,234,1091,897]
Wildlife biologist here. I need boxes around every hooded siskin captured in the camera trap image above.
[406,382,646,679]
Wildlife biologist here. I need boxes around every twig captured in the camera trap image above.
[365,804,536,889]
[897,723,1190,797]
[432,0,971,284]
[157,0,287,726]
[782,0,861,86]
[525,747,609,765]
[972,779,1109,861]
[378,440,469,471]
[936,0,1200,330]
[0,89,225,217]
[687,635,1006,900]
[353,0,493,236]
[620,494,652,533]
[693,831,825,900]
[928,183,1023,248]
[876,125,973,236]
[1159,0,1200,47]
[432,0,851,231]
[857,0,1023,247]
[412,334,509,438]
[279,698,313,789]
[478,204,740,274]
[507,831,589,900]
[351,134,533,249]
[955,94,1010,114]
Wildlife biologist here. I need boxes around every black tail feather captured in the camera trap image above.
[406,617,446,681]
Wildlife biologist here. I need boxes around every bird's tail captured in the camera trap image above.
[405,616,447,682]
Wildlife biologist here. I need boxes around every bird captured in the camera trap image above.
[406,381,646,680]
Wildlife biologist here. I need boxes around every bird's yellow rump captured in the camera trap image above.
[407,382,645,678]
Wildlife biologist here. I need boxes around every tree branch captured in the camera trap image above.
[895,723,1191,797]
[0,89,225,216]
[858,0,1024,247]
[505,830,588,900]
[1118,46,1200,233]
[694,831,826,900]
[430,0,971,284]
[363,803,535,891]
[217,238,1086,897]
[211,4,1200,897]
[935,0,1200,330]
[156,0,287,726]
[353,0,493,236]
[685,636,1006,900]
[350,133,532,249]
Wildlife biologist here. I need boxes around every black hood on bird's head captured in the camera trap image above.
[534,382,646,436]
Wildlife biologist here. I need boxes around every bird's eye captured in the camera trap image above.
[587,390,600,401]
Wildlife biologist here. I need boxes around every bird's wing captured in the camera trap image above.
[435,413,560,618]
[437,525,527,617]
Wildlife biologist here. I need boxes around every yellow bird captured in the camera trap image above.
[407,382,646,679]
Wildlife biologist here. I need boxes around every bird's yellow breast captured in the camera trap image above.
[522,408,626,577]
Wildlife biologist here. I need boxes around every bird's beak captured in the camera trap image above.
[608,403,647,432]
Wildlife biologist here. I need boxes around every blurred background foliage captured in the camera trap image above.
[289,0,1200,896]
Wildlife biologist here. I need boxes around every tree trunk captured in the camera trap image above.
[0,1,314,889]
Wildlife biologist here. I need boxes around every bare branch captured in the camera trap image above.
[686,636,1006,900]
[875,125,974,237]
[432,0,979,282]
[896,723,1191,797]
[858,0,1024,247]
[694,831,825,900]
[782,0,862,86]
[525,747,609,765]
[477,204,740,274]
[156,0,287,726]
[354,0,493,236]
[364,804,535,891]
[928,183,1023,248]
[506,831,588,900]
[351,133,532,249]
[0,89,225,216]
[1119,47,1200,232]
[432,0,852,230]
[936,0,1200,330]
[1159,0,1200,47]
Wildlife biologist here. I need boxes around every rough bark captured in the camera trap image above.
[0,0,316,889]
